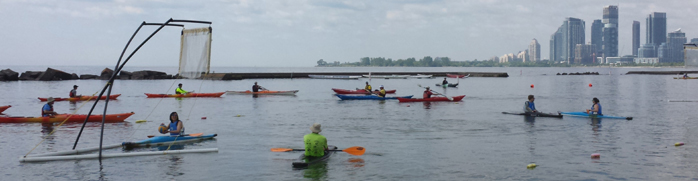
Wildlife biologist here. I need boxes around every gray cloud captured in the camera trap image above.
[0,0,695,67]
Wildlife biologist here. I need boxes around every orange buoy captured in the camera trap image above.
[588,83,592,87]
[201,117,207,120]
[406,105,411,107]
[591,153,600,159]
[530,84,534,88]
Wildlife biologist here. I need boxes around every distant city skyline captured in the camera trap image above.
[0,1,697,66]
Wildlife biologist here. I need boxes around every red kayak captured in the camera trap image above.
[145,92,225,98]
[0,105,10,114]
[446,74,469,78]
[38,94,121,102]
[331,88,396,95]
[397,95,466,102]
[0,112,134,123]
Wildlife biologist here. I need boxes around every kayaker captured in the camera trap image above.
[378,85,386,97]
[586,97,603,115]
[364,82,372,92]
[175,83,189,94]
[69,85,81,98]
[163,112,185,136]
[252,82,265,92]
[684,73,689,79]
[304,123,328,158]
[42,97,58,117]
[442,78,448,85]
[524,95,537,113]
[423,87,434,98]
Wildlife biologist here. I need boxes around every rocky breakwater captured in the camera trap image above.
[0,68,176,81]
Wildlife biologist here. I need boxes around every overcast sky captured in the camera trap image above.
[0,0,696,67]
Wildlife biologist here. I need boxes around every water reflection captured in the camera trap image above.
[347,158,364,168]
[422,102,431,109]
[590,118,602,133]
[302,162,329,180]
[69,101,77,110]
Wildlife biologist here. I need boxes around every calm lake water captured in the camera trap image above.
[1,66,698,180]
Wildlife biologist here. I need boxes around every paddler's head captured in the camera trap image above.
[592,97,600,104]
[365,81,369,85]
[310,123,322,133]
[254,82,258,85]
[47,97,55,104]
[425,86,430,90]
[528,95,534,102]
[73,85,78,89]
[169,112,179,122]
[380,85,384,89]
[444,78,447,80]
[178,83,182,88]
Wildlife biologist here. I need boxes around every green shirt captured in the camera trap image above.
[176,87,188,94]
[303,133,328,157]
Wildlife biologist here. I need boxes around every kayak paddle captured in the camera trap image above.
[417,84,453,101]
[147,132,204,138]
[270,146,366,156]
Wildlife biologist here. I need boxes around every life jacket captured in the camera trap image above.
[590,103,603,115]
[423,90,432,98]
[41,103,53,117]
[169,120,184,136]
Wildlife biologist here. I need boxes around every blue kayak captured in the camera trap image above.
[122,133,217,149]
[560,112,632,120]
[336,94,413,100]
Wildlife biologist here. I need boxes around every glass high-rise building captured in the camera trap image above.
[632,21,640,56]
[602,5,618,58]
[528,39,540,62]
[646,12,667,47]
[666,29,686,63]
[563,18,585,63]
[591,20,603,56]
[550,27,564,62]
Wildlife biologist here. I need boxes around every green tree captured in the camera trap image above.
[317,59,327,66]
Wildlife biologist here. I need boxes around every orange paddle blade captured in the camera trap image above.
[342,146,366,156]
[270,148,294,152]
[188,133,204,137]
[147,135,155,138]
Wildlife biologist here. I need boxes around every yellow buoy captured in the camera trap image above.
[235,115,242,117]
[527,163,537,169]
[675,142,685,146]
[135,120,147,123]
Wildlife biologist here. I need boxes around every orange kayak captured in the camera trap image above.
[0,105,10,114]
[38,94,121,102]
[144,92,225,98]
[0,112,134,123]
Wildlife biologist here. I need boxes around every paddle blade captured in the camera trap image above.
[147,135,155,138]
[270,148,294,152]
[342,146,366,156]
[187,133,204,137]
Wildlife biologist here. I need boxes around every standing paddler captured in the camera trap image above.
[586,97,603,116]
[304,123,328,158]
[524,95,538,114]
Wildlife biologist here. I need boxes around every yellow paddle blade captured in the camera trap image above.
[342,146,366,156]
[135,120,147,123]
[270,148,294,152]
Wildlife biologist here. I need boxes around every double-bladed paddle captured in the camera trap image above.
[147,132,204,138]
[270,146,366,156]
[417,84,453,101]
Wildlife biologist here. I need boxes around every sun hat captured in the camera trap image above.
[425,86,430,89]
[47,97,55,102]
[380,85,384,88]
[310,123,322,133]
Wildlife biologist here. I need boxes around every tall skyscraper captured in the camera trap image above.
[528,39,540,62]
[602,5,618,57]
[647,12,667,47]
[666,29,687,63]
[632,21,640,56]
[550,27,564,62]
[563,17,585,63]
[591,20,603,56]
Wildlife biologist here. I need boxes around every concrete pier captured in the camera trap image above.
[201,72,508,80]
[626,71,698,75]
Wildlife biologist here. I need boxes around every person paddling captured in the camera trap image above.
[162,112,185,136]
[684,73,689,79]
[175,83,189,94]
[42,97,58,117]
[378,85,386,97]
[364,82,372,93]
[69,85,81,98]
[586,97,603,116]
[252,82,266,92]
[524,95,538,113]
[304,123,328,158]
[442,78,448,85]
[423,87,435,98]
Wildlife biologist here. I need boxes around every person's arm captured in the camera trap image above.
[324,138,328,150]
[164,124,171,134]
[43,105,57,116]
[524,102,533,112]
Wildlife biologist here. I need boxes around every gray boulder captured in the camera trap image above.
[0,69,19,81]
[36,68,73,81]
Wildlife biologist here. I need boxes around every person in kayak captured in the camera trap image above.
[684,73,689,79]
[42,97,58,117]
[69,85,81,98]
[175,83,189,94]
[423,86,435,98]
[378,85,386,97]
[442,78,448,85]
[364,82,372,93]
[304,123,328,158]
[586,97,603,115]
[524,95,537,113]
[252,82,266,92]
[163,112,185,136]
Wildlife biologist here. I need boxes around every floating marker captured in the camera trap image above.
[527,163,537,169]
[530,84,534,88]
[406,105,410,107]
[235,115,242,117]
[675,142,685,146]
[588,83,592,87]
[591,153,600,159]
[201,117,207,120]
